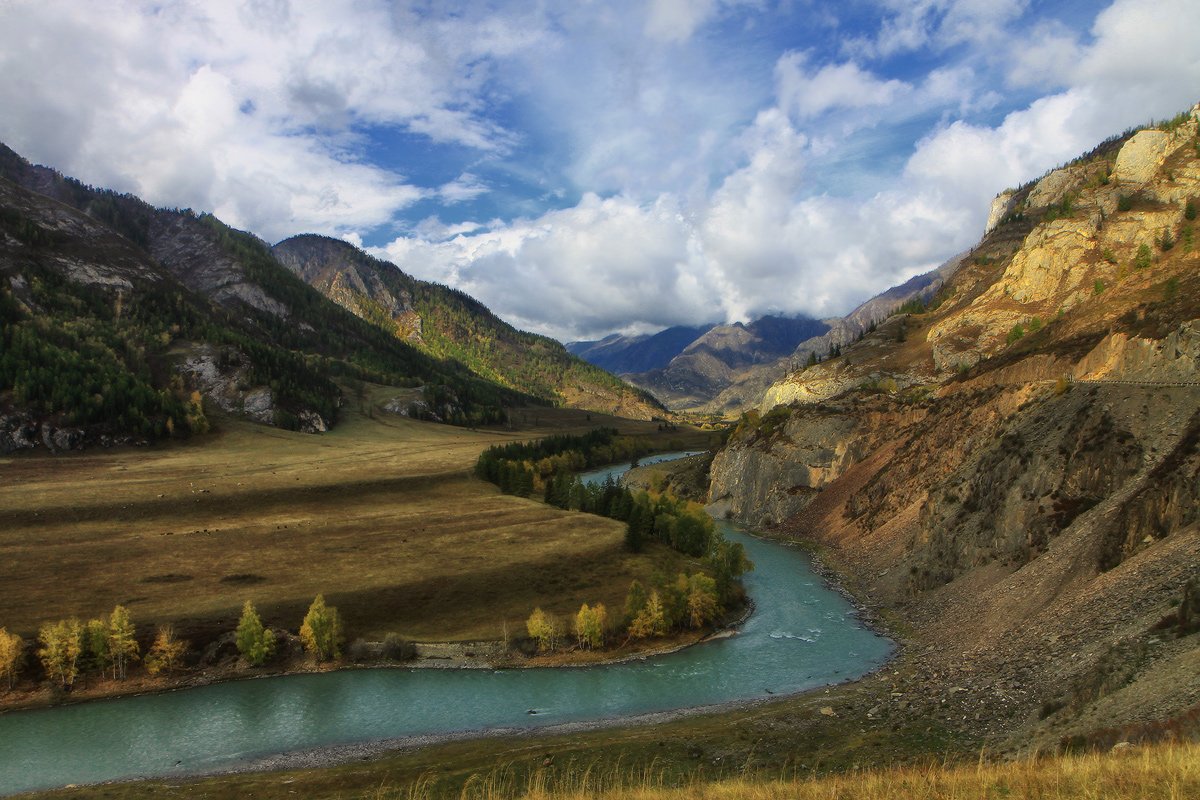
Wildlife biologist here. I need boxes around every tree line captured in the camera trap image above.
[0,594,371,694]
[479,428,754,652]
[525,567,738,654]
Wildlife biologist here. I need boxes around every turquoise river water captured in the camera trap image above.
[0,453,892,795]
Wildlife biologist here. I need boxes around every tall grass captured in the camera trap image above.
[377,741,1200,800]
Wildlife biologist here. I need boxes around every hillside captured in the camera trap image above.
[0,144,659,454]
[709,105,1200,754]
[696,257,965,415]
[273,234,663,420]
[591,262,963,416]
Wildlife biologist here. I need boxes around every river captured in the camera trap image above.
[0,453,892,795]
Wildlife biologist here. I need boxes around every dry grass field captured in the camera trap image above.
[0,397,717,646]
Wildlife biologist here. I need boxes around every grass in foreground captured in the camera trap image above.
[383,740,1200,800]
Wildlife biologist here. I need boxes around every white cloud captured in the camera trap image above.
[645,0,719,42]
[775,53,910,119]
[437,174,489,205]
[0,0,538,240]
[847,0,1030,58]
[1,0,1198,344]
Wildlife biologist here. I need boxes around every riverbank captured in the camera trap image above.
[0,602,756,715]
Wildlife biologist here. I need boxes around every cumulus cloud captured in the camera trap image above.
[368,0,1200,341]
[775,53,910,119]
[0,0,535,240]
[1,0,1198,342]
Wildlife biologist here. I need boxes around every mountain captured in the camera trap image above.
[0,144,655,453]
[626,315,830,410]
[708,106,1200,753]
[272,234,663,420]
[567,324,714,375]
[694,258,965,415]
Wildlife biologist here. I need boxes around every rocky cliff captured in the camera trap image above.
[709,106,1200,752]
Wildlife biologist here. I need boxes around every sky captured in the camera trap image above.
[2,0,1199,342]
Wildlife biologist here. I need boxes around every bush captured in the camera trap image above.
[382,633,416,661]
[1117,194,1134,212]
[1185,198,1197,221]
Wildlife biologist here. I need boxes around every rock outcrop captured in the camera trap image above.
[711,109,1200,753]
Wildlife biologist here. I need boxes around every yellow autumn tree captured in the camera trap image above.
[0,628,23,690]
[526,607,557,652]
[574,603,607,649]
[299,594,343,661]
[686,573,720,628]
[38,619,83,690]
[628,591,667,639]
[107,605,139,680]
[145,626,188,675]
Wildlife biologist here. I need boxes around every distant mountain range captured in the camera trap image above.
[568,268,960,414]
[567,324,714,375]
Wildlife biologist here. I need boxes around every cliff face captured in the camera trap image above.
[710,107,1200,750]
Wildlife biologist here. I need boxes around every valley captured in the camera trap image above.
[1,15,1198,796]
[0,401,717,711]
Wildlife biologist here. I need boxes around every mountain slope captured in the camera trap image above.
[272,234,664,420]
[696,257,965,415]
[708,105,1200,752]
[0,145,536,451]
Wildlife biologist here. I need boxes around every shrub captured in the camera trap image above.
[1007,323,1025,344]
[1117,194,1134,212]
[347,638,372,663]
[381,633,416,662]
[1159,229,1175,252]
[1185,198,1197,221]
[1093,279,1106,296]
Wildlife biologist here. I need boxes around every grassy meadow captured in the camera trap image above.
[0,395,716,649]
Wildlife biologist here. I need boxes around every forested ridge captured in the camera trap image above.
[273,234,663,414]
[0,145,538,443]
[476,431,753,622]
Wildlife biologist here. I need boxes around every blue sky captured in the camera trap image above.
[2,0,1198,340]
